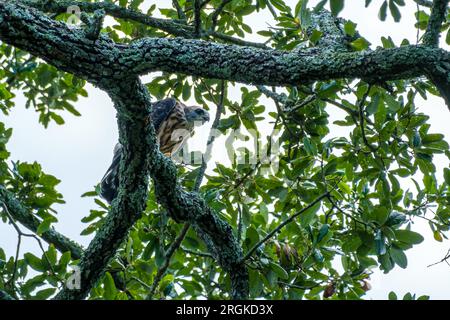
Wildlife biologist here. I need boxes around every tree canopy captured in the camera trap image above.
[0,0,449,300]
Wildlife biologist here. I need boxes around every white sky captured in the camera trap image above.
[1,0,450,299]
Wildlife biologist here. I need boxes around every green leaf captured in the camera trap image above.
[330,0,344,16]
[159,274,174,292]
[344,21,357,37]
[269,262,289,280]
[24,253,46,272]
[389,0,401,22]
[317,224,329,243]
[350,37,370,51]
[388,291,398,300]
[303,137,317,155]
[395,230,424,245]
[36,219,52,235]
[444,168,450,185]
[34,288,56,300]
[433,230,443,242]
[373,207,389,225]
[390,247,407,268]
[385,211,406,227]
[309,29,323,44]
[103,272,117,300]
[49,112,65,125]
[378,1,388,21]
[383,94,401,113]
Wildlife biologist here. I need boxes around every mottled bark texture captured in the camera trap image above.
[0,186,84,260]
[423,0,449,47]
[51,76,248,300]
[54,78,153,299]
[0,2,448,105]
[0,0,448,300]
[0,1,248,300]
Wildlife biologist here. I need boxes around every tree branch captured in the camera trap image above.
[18,0,194,37]
[1,2,448,110]
[146,223,190,299]
[413,0,434,7]
[54,77,154,300]
[243,192,329,261]
[193,0,202,37]
[0,186,84,260]
[145,80,226,298]
[18,0,266,48]
[423,0,449,46]
[307,10,347,50]
[172,0,187,22]
[194,80,225,190]
[211,0,232,31]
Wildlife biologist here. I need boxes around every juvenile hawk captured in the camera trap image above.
[100,98,210,204]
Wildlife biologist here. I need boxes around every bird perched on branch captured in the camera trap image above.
[100,98,210,204]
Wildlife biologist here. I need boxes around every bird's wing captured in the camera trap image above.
[151,98,178,132]
[100,143,122,203]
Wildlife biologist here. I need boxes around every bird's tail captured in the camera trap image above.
[100,144,122,204]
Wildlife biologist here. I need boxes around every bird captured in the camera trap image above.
[99,98,210,204]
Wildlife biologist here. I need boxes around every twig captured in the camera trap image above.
[428,249,450,267]
[20,0,268,49]
[243,192,329,261]
[1,201,63,287]
[181,247,213,258]
[172,0,187,22]
[211,0,233,30]
[146,223,190,299]
[0,186,84,259]
[358,85,377,153]
[194,80,226,191]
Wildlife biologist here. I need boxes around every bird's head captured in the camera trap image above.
[184,105,210,126]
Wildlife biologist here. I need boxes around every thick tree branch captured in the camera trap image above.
[18,0,266,48]
[1,1,448,110]
[423,0,449,46]
[308,10,347,50]
[55,78,154,300]
[127,40,449,90]
[49,75,247,299]
[0,1,248,300]
[0,186,84,260]
[18,0,194,37]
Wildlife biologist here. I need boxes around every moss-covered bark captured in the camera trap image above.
[0,2,448,103]
[0,0,448,300]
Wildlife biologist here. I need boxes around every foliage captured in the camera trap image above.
[0,0,449,300]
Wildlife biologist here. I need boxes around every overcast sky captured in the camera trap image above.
[1,0,450,299]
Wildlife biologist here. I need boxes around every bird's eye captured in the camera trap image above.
[195,109,204,114]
